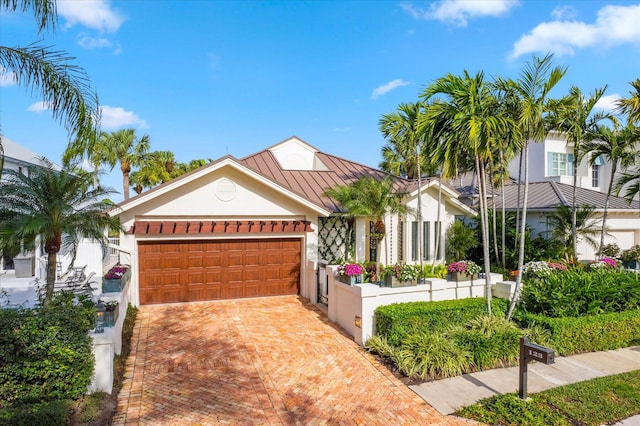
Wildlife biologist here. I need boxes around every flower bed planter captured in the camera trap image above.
[336,274,363,285]
[384,276,417,288]
[104,308,119,327]
[447,272,478,282]
[102,268,130,293]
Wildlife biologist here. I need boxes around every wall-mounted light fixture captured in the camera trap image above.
[354,315,362,329]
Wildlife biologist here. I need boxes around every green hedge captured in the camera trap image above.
[0,293,95,406]
[515,309,640,355]
[375,298,509,346]
[520,269,640,317]
[0,400,71,426]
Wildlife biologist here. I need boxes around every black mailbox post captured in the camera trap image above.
[519,336,555,399]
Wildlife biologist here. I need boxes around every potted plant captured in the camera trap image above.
[336,262,364,285]
[382,263,418,287]
[103,264,130,293]
[621,245,640,270]
[103,300,119,327]
[447,260,480,282]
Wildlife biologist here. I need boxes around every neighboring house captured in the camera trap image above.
[486,181,640,260]
[111,136,475,306]
[0,136,59,273]
[507,131,625,196]
[0,136,101,279]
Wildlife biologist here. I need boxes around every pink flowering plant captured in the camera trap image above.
[337,262,364,277]
[105,264,129,280]
[590,257,618,270]
[382,263,419,281]
[447,260,480,275]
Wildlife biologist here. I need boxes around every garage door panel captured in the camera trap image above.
[139,238,301,304]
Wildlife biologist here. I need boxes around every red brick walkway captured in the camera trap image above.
[113,296,476,425]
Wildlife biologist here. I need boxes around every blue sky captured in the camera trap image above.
[2,0,640,201]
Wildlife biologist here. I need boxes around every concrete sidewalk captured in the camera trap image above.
[411,345,640,416]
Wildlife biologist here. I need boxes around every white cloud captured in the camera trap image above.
[0,69,16,87]
[511,3,640,59]
[100,106,148,129]
[551,5,577,21]
[371,79,411,100]
[57,0,124,33]
[77,33,113,49]
[595,94,620,112]
[401,0,518,27]
[27,101,51,112]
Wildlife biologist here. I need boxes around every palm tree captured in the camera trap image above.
[549,85,609,260]
[421,71,515,315]
[617,78,640,124]
[1,0,99,168]
[102,128,151,200]
[582,122,639,255]
[379,102,435,269]
[498,54,566,321]
[325,176,407,281]
[547,204,602,258]
[0,159,120,304]
[129,150,179,194]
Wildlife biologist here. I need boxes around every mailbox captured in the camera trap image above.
[523,341,555,364]
[519,336,556,399]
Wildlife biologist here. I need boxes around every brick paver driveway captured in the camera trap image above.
[113,296,474,425]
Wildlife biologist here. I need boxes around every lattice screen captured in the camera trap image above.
[318,217,352,264]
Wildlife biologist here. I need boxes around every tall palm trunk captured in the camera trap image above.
[432,171,443,269]
[571,160,578,259]
[514,146,524,250]
[599,164,617,256]
[507,142,530,320]
[500,150,507,267]
[476,156,492,315]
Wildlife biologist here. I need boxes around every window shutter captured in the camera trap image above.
[547,152,554,176]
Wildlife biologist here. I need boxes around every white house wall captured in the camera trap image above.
[526,211,640,260]
[114,166,323,306]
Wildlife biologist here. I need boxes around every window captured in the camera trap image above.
[547,152,574,176]
[434,221,443,260]
[592,164,600,187]
[411,221,430,261]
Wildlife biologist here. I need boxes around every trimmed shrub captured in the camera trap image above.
[395,332,471,379]
[520,269,640,317]
[0,400,72,426]
[0,293,95,406]
[515,310,640,355]
[375,298,508,346]
[450,316,522,370]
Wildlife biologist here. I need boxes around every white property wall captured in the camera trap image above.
[326,265,504,345]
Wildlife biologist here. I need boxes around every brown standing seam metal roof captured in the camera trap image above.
[115,137,459,214]
[239,149,398,212]
[485,181,640,211]
[130,220,313,235]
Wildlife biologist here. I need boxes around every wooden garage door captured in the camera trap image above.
[138,239,301,304]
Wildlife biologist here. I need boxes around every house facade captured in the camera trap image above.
[489,181,640,260]
[508,131,613,194]
[111,137,475,306]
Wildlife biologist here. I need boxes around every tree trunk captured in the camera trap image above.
[476,156,492,315]
[571,159,578,260]
[432,173,443,269]
[514,146,524,251]
[45,250,57,306]
[507,141,530,320]
[599,165,616,256]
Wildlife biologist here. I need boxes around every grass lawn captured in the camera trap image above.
[457,369,640,426]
